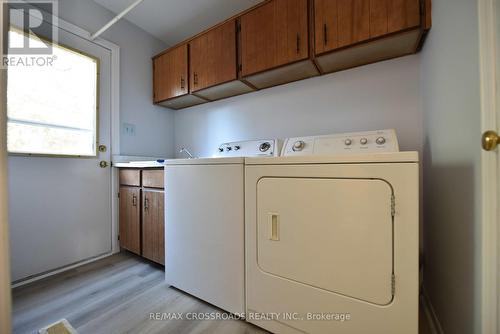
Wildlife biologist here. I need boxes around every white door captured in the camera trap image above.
[7,16,113,281]
[479,0,500,332]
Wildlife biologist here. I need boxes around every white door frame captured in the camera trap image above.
[0,1,12,331]
[479,0,499,332]
[7,3,122,287]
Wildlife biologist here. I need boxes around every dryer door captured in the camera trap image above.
[257,177,394,305]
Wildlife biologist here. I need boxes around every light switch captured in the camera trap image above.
[122,123,136,136]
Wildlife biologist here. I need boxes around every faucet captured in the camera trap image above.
[179,147,196,159]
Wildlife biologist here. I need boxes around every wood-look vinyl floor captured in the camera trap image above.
[12,253,267,334]
[12,252,431,334]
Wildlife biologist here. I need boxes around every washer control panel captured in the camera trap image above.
[282,130,399,156]
[215,139,282,157]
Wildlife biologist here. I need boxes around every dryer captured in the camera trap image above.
[244,130,419,334]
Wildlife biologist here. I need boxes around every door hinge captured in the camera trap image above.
[118,192,120,198]
[391,273,396,295]
[117,235,120,241]
[391,194,396,217]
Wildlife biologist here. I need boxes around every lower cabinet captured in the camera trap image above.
[142,189,165,265]
[119,186,141,255]
[119,168,165,265]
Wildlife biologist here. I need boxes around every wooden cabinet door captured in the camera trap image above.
[314,0,340,54]
[119,187,141,255]
[153,44,188,102]
[316,0,370,53]
[314,0,420,54]
[142,190,165,265]
[240,0,309,77]
[337,0,370,48]
[190,20,237,92]
[370,0,420,37]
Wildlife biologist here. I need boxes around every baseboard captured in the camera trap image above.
[421,288,444,334]
[11,251,118,288]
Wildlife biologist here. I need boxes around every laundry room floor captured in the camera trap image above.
[11,253,431,334]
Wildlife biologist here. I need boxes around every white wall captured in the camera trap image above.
[421,0,482,333]
[174,55,423,158]
[55,0,174,157]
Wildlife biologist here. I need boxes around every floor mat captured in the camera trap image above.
[39,319,78,334]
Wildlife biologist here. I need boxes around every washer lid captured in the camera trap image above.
[164,157,245,165]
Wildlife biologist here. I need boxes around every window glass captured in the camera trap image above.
[7,29,98,156]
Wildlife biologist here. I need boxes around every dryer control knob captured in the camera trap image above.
[234,145,241,151]
[376,137,386,145]
[360,138,368,145]
[259,142,271,152]
[292,141,305,152]
[344,139,353,146]
[218,147,224,153]
[226,146,232,151]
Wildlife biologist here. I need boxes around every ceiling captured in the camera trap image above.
[94,0,264,46]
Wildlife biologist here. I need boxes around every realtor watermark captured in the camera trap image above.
[2,0,58,68]
[149,312,352,322]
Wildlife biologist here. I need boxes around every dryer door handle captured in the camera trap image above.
[268,214,280,241]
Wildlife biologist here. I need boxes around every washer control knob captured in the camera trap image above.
[234,145,241,151]
[292,140,305,152]
[376,137,386,145]
[259,142,271,152]
[360,138,368,145]
[226,146,232,151]
[218,147,224,153]
[344,139,353,146]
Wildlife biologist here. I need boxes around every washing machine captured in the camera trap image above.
[244,130,419,334]
[164,139,280,315]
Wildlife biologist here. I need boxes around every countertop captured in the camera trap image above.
[112,155,166,168]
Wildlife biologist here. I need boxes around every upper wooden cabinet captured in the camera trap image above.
[153,44,206,109]
[241,0,309,76]
[240,0,318,89]
[153,44,188,101]
[152,0,431,109]
[189,20,253,100]
[191,20,237,91]
[315,0,420,54]
[314,0,427,74]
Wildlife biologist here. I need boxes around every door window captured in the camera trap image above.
[7,29,99,157]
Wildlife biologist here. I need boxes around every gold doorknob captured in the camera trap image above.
[482,130,499,151]
[99,161,108,168]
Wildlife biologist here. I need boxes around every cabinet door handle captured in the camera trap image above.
[132,195,137,207]
[180,77,185,90]
[296,34,300,53]
[323,23,328,45]
[144,198,149,211]
[194,73,198,86]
